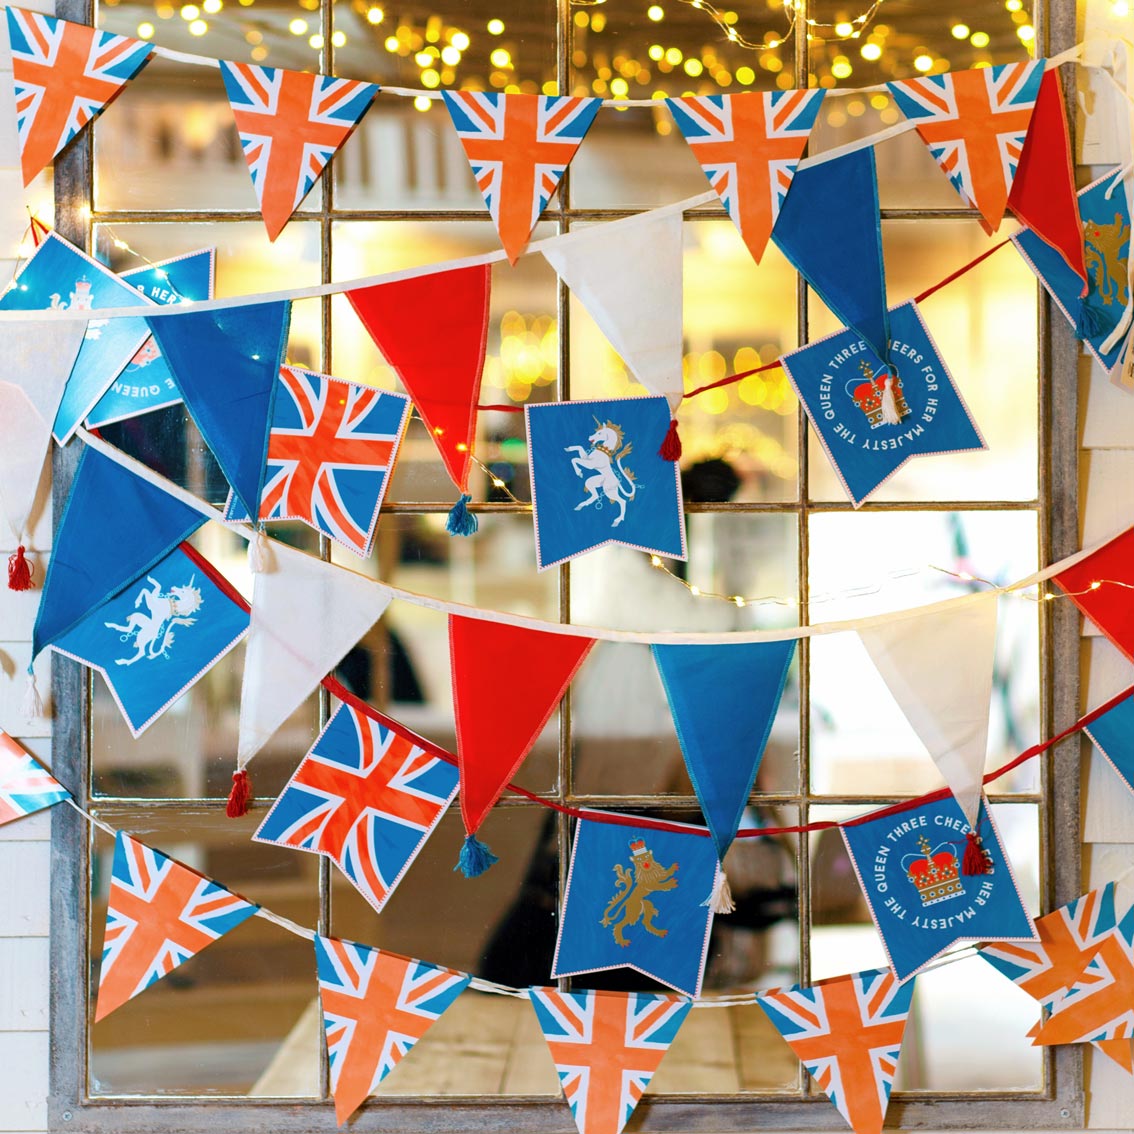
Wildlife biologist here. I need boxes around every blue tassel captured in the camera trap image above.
[446,493,478,537]
[455,833,498,878]
[1075,299,1107,341]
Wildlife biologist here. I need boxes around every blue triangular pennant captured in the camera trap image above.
[772,146,890,363]
[1085,691,1134,798]
[33,445,207,657]
[652,640,795,861]
[146,301,290,519]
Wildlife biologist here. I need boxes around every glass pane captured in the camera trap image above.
[331,219,557,504]
[88,809,321,1096]
[808,511,1040,796]
[808,220,1038,503]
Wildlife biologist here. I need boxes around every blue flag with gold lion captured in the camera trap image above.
[551,814,719,997]
[525,395,686,570]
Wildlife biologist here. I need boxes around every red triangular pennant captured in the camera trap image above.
[450,615,594,834]
[347,265,490,492]
[1053,527,1134,661]
[1008,70,1088,295]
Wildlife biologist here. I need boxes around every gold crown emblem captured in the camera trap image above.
[905,836,964,907]
[851,360,910,429]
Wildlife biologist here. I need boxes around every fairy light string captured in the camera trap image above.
[674,0,885,54]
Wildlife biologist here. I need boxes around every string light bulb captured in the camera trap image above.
[673,0,884,53]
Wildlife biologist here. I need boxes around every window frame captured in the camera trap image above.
[48,0,1085,1127]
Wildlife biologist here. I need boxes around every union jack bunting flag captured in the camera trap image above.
[5,9,153,187]
[224,365,411,557]
[219,63,378,240]
[666,90,825,264]
[886,61,1044,234]
[528,987,691,1134]
[981,885,1133,1072]
[757,968,914,1134]
[254,701,459,915]
[0,731,69,827]
[96,832,258,1021]
[315,935,470,1124]
[442,92,601,263]
[1035,901,1134,1050]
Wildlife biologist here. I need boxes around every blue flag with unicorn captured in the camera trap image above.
[525,396,686,570]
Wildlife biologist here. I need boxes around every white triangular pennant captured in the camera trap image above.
[858,592,998,826]
[542,209,685,411]
[0,319,87,544]
[236,540,392,767]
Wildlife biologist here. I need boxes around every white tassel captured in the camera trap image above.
[879,374,903,425]
[702,870,736,915]
[248,529,273,574]
[21,672,43,719]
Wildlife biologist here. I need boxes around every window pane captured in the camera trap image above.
[89,809,321,1096]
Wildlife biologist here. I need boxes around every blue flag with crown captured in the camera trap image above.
[841,794,1036,982]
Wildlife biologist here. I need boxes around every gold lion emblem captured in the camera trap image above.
[1084,214,1131,309]
[600,839,678,947]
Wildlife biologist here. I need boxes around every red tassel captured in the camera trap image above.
[962,831,990,876]
[8,546,33,591]
[225,770,251,818]
[659,418,682,461]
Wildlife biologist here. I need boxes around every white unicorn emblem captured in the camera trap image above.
[104,575,204,667]
[564,418,638,527]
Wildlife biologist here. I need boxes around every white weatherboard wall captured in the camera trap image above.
[1,3,1133,1133]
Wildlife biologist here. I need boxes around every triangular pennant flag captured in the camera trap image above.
[347,264,490,493]
[1035,901,1134,1048]
[86,247,218,428]
[757,968,914,1134]
[1007,70,1088,293]
[651,639,795,863]
[5,8,153,186]
[772,147,891,364]
[95,831,258,1021]
[981,883,1134,1070]
[528,987,691,1134]
[0,319,86,554]
[442,92,601,264]
[315,935,469,1124]
[146,300,291,520]
[858,592,998,827]
[236,540,392,769]
[1084,690,1134,798]
[542,210,685,410]
[219,63,378,241]
[450,614,594,841]
[254,699,458,914]
[666,90,825,264]
[33,444,208,658]
[0,730,70,825]
[1052,528,1134,661]
[886,61,1045,234]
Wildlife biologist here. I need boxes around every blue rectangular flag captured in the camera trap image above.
[86,248,216,428]
[1084,691,1134,800]
[551,814,719,997]
[52,545,249,736]
[526,396,687,570]
[780,300,985,506]
[841,794,1035,982]
[0,231,153,442]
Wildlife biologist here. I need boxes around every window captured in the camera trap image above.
[49,0,1084,1128]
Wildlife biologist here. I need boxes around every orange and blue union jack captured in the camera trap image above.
[981,885,1134,1073]
[442,92,601,263]
[528,987,691,1134]
[254,702,459,915]
[666,90,825,264]
[5,9,153,187]
[219,63,378,241]
[757,968,914,1134]
[0,730,69,827]
[224,366,411,557]
[315,935,470,1124]
[887,61,1044,234]
[95,832,258,1022]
